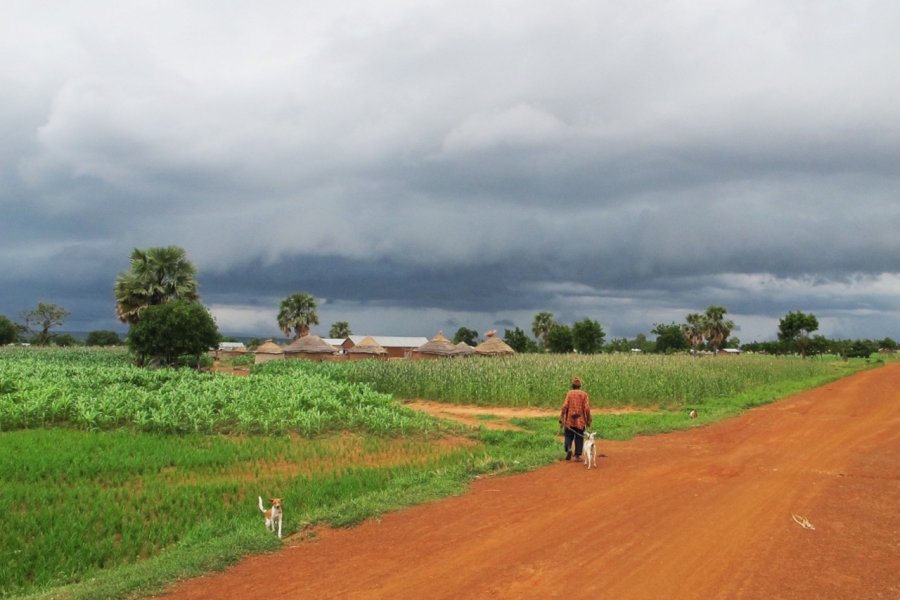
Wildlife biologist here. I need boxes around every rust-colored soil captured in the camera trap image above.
[162,364,900,599]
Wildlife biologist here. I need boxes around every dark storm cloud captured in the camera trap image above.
[1,1,899,341]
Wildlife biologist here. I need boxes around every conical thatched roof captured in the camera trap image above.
[453,342,475,356]
[283,334,339,355]
[254,339,284,354]
[474,330,515,356]
[415,331,456,356]
[347,336,388,355]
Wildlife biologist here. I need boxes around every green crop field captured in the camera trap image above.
[0,347,879,600]
[261,352,871,409]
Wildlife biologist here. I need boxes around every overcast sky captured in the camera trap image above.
[2,1,898,343]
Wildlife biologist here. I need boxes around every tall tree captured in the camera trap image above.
[778,310,819,357]
[452,326,479,346]
[702,305,735,353]
[128,300,219,367]
[531,311,555,350]
[20,303,70,346]
[328,321,352,339]
[652,322,689,353]
[278,292,319,339]
[114,246,200,324]
[503,327,540,353]
[682,313,707,354]
[546,323,574,353]
[572,318,605,354]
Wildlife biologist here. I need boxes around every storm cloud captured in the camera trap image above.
[2,1,898,342]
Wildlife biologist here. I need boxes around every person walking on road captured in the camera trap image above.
[559,377,592,461]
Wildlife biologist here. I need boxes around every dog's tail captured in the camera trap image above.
[258,496,266,513]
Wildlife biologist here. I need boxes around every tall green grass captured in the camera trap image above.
[259,353,871,409]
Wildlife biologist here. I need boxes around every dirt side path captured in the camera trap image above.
[163,364,900,599]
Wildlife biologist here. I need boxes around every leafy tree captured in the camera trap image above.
[85,330,123,346]
[452,327,479,346]
[878,337,897,351]
[503,327,540,353]
[0,315,18,345]
[546,324,574,353]
[329,321,352,339]
[682,313,707,354]
[652,322,688,353]
[604,338,633,353]
[845,339,879,359]
[20,303,70,346]
[571,318,605,354]
[531,312,555,350]
[277,292,319,339]
[128,301,219,367]
[778,311,819,357]
[702,305,736,353]
[51,334,80,347]
[114,246,200,324]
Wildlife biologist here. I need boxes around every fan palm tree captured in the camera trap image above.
[703,305,735,353]
[114,246,200,324]
[682,313,707,354]
[531,311,555,350]
[329,321,352,339]
[278,293,319,339]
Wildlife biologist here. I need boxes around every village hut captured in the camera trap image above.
[474,330,515,356]
[253,339,285,365]
[346,336,388,360]
[283,334,339,362]
[453,342,475,357]
[342,336,428,359]
[414,331,457,360]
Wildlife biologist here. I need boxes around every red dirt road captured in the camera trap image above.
[163,363,900,599]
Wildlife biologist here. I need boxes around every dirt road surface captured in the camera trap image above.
[163,363,900,599]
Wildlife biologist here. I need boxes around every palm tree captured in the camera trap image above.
[329,321,352,339]
[114,246,200,324]
[278,293,319,339]
[531,312,555,350]
[682,313,707,354]
[703,305,735,353]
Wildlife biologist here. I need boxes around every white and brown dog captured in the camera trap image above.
[583,432,597,469]
[258,496,283,538]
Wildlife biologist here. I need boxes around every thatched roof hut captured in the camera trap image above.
[414,331,456,359]
[253,339,285,364]
[453,342,475,357]
[283,334,339,361]
[346,336,388,360]
[474,330,515,356]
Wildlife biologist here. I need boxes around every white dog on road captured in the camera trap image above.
[258,496,283,538]
[583,432,597,469]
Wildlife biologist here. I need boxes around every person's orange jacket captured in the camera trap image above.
[560,389,591,429]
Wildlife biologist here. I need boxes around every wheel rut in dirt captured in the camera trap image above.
[162,364,900,600]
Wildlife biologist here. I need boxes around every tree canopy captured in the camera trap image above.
[114,246,200,324]
[277,292,319,339]
[328,321,352,339]
[128,301,219,367]
[20,303,70,346]
[452,327,479,346]
[546,323,574,353]
[531,312,555,350]
[85,330,123,346]
[572,318,605,354]
[503,327,540,353]
[778,310,819,357]
[0,315,19,345]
